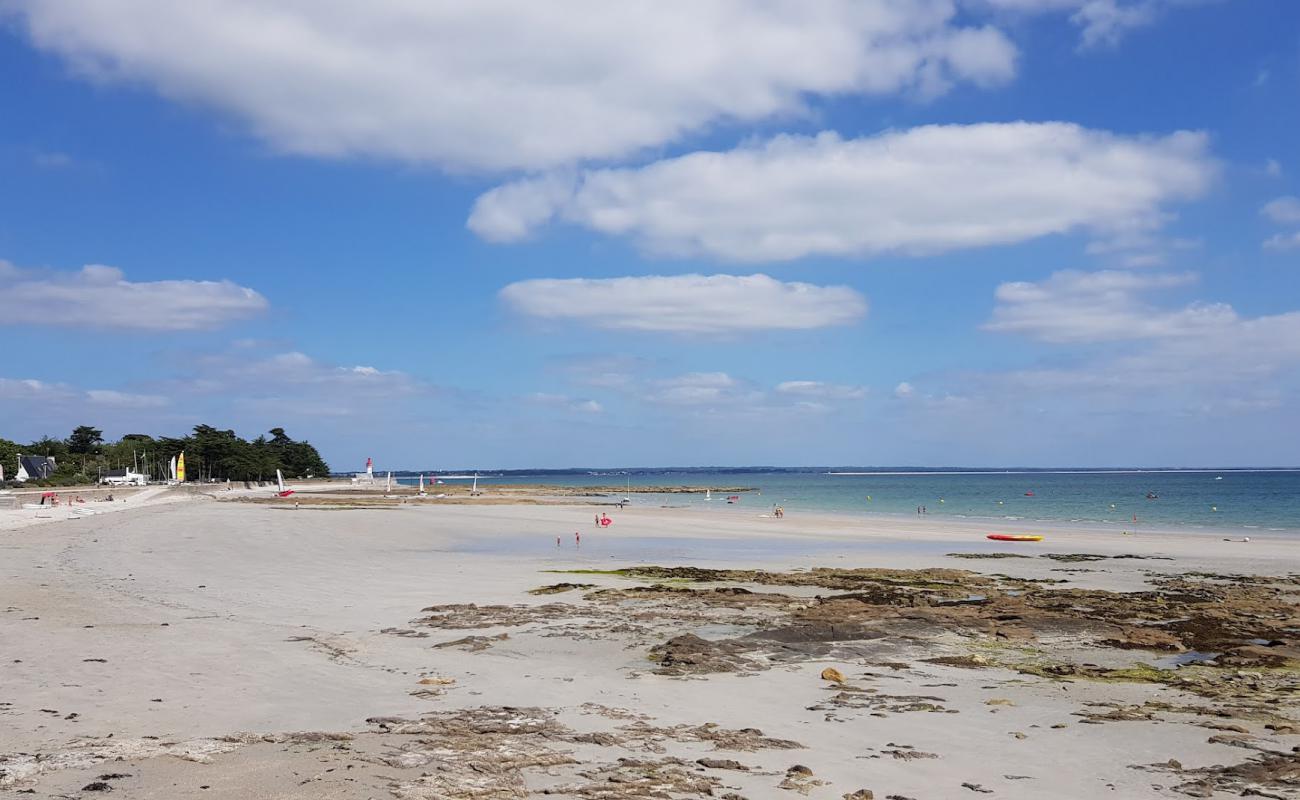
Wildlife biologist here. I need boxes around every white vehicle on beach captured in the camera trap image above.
[101,468,147,486]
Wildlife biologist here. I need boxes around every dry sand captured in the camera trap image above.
[1,496,1296,798]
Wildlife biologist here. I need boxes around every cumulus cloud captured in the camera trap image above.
[982,269,1235,343]
[983,269,1300,386]
[471,124,1214,262]
[499,274,866,334]
[884,267,1300,463]
[0,260,267,331]
[6,1,1019,172]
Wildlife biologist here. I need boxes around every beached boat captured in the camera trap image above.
[987,533,1043,542]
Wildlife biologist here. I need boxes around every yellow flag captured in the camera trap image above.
[177,452,186,482]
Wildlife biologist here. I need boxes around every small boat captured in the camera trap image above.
[1024,491,1035,497]
[276,469,295,497]
[987,533,1043,542]
[726,495,740,503]
[1146,492,1158,500]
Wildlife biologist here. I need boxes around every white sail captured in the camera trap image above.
[706,488,712,501]
[0,463,4,482]
[386,471,392,493]
[169,456,178,482]
[276,469,285,494]
[418,474,425,495]
[16,462,29,482]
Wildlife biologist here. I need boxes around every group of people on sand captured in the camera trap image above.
[594,512,612,528]
[916,505,928,515]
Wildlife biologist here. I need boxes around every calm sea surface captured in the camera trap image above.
[396,469,1300,534]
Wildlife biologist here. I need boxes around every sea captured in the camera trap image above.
[391,468,1300,534]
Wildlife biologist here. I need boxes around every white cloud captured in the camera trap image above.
[894,381,916,399]
[86,389,169,408]
[6,1,1018,172]
[775,381,868,399]
[982,269,1235,343]
[974,0,1206,48]
[499,274,866,334]
[1262,196,1300,225]
[982,269,1300,385]
[1260,196,1300,251]
[0,260,267,331]
[0,378,168,418]
[1264,232,1300,252]
[0,378,70,401]
[525,392,604,414]
[647,372,752,407]
[471,124,1214,262]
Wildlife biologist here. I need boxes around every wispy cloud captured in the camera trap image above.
[0,260,267,331]
[500,274,866,334]
[974,0,1213,49]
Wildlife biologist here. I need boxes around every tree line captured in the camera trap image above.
[0,425,330,487]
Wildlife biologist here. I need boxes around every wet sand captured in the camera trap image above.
[1,497,1296,798]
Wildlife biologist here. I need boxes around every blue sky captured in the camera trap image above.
[1,0,1298,469]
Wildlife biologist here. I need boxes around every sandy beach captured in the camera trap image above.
[2,492,1296,799]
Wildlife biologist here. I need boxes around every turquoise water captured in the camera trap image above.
[398,469,1300,533]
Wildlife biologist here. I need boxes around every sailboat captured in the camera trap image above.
[385,471,393,495]
[705,488,712,501]
[623,474,631,504]
[176,453,186,482]
[471,473,481,496]
[276,469,294,497]
[418,474,426,496]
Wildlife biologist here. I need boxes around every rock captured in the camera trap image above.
[697,758,748,770]
[1216,644,1300,668]
[821,667,847,683]
[961,783,993,793]
[82,782,113,792]
[648,633,757,675]
[1100,626,1186,652]
[844,791,874,800]
[787,765,814,776]
[985,698,1015,706]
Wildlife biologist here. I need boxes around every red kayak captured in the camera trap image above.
[987,533,1043,542]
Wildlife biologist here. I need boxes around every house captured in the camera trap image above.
[101,468,146,486]
[16,455,57,482]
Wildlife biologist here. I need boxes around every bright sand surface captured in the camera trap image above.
[2,496,1296,798]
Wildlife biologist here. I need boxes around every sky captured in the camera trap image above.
[1,0,1299,470]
